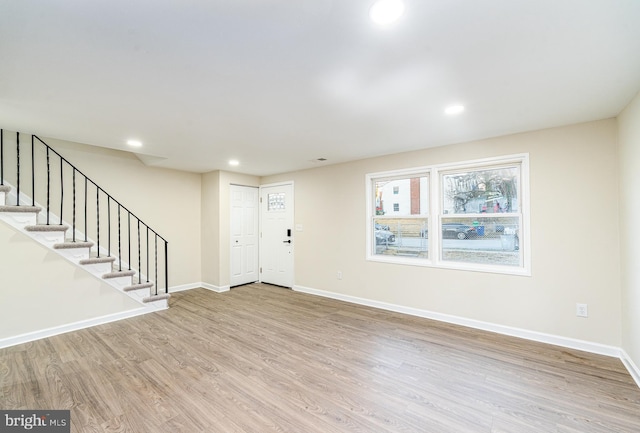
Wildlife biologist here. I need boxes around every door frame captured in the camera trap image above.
[259,181,295,287]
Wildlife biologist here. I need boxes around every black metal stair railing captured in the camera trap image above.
[0,129,168,296]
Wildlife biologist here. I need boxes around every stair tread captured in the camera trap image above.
[25,224,69,232]
[0,205,42,213]
[124,282,154,292]
[103,270,136,279]
[0,185,10,193]
[79,256,116,265]
[53,241,94,249]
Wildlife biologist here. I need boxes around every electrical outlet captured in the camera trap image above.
[576,303,588,318]
[337,271,343,280]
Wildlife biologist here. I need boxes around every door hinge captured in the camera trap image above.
[260,197,263,203]
[260,267,262,273]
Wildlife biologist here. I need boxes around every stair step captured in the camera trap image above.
[53,241,94,250]
[103,270,136,279]
[0,185,10,193]
[143,293,171,303]
[79,256,116,265]
[124,282,154,292]
[0,205,42,213]
[25,224,69,233]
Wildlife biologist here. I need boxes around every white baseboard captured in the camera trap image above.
[169,282,204,293]
[293,285,623,359]
[202,283,231,293]
[621,349,640,389]
[0,307,153,349]
[170,282,230,293]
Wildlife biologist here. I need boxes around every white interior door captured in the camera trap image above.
[230,185,259,287]
[260,183,294,288]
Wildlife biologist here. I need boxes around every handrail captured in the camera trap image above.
[0,129,168,295]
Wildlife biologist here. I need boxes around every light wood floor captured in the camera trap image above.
[1,284,639,432]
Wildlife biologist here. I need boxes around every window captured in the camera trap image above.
[369,170,429,262]
[267,192,286,211]
[440,163,523,269]
[367,154,529,275]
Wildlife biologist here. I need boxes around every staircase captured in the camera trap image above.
[0,130,170,311]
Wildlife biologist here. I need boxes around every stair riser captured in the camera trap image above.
[28,231,66,247]
[104,276,134,289]
[0,212,38,228]
[124,288,148,302]
[82,262,114,275]
[56,247,92,262]
[145,298,169,310]
[0,192,5,206]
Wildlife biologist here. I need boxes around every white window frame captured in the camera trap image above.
[366,167,431,267]
[366,154,530,276]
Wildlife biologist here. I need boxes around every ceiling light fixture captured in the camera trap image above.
[370,0,405,26]
[126,139,142,147]
[444,105,465,115]
[228,159,240,166]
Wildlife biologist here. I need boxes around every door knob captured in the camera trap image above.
[283,240,291,244]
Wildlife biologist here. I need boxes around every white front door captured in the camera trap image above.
[260,183,294,288]
[230,185,259,287]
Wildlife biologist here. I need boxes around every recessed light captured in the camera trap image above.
[370,0,405,26]
[127,139,142,147]
[228,160,240,166]
[444,105,465,115]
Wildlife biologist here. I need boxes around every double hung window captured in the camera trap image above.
[371,171,429,260]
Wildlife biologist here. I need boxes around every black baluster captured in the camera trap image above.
[137,220,141,284]
[107,197,111,257]
[118,204,122,271]
[16,132,20,205]
[84,177,88,241]
[31,136,35,206]
[164,241,168,294]
[59,158,63,225]
[96,187,100,255]
[155,234,158,295]
[72,169,76,242]
[46,148,50,224]
[146,226,149,283]
[128,212,131,270]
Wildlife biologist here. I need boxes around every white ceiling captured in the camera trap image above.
[1,1,640,176]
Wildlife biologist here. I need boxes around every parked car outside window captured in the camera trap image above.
[420,223,478,240]
[375,225,396,244]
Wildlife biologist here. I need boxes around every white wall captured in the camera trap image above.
[618,90,640,372]
[263,119,622,346]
